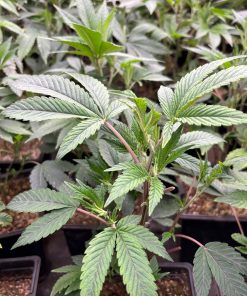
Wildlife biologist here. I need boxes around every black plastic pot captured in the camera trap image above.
[159,262,220,296]
[180,214,247,263]
[159,262,196,296]
[62,224,103,256]
[0,256,41,296]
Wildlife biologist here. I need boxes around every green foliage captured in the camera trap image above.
[193,242,247,296]
[7,189,79,213]
[116,227,157,296]
[30,160,74,190]
[12,207,77,249]
[215,190,247,209]
[80,228,116,296]
[232,233,247,255]
[105,164,149,207]
[148,176,164,216]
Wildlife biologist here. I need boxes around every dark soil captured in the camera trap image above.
[0,175,39,234]
[0,270,32,296]
[102,271,191,296]
[0,139,41,161]
[185,193,247,217]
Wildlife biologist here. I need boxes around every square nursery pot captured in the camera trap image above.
[62,224,103,256]
[180,213,247,263]
[0,256,41,296]
[158,262,220,296]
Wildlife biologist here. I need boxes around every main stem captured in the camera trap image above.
[105,121,140,163]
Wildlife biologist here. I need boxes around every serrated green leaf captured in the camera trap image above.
[193,246,212,296]
[232,233,247,246]
[29,164,47,189]
[11,75,100,116]
[18,33,36,60]
[105,164,149,207]
[99,139,119,166]
[175,131,224,151]
[80,228,116,296]
[57,118,103,159]
[158,86,173,119]
[116,229,157,296]
[179,65,247,112]
[177,104,247,126]
[148,176,164,216]
[4,96,88,121]
[51,270,80,296]
[205,242,247,296]
[215,190,247,209]
[12,207,76,248]
[7,188,78,213]
[67,73,109,115]
[117,215,141,227]
[118,224,172,261]
[173,56,246,112]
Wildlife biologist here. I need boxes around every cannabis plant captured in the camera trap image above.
[4,57,247,296]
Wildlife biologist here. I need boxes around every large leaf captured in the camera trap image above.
[116,229,157,296]
[12,207,76,248]
[119,224,172,261]
[105,164,149,207]
[175,131,224,151]
[4,96,88,121]
[80,228,116,296]
[179,65,247,112]
[215,190,247,209]
[193,246,212,296]
[148,176,164,216]
[7,189,78,213]
[173,56,246,112]
[177,104,247,126]
[57,118,103,159]
[68,73,109,115]
[193,242,247,296]
[11,75,100,116]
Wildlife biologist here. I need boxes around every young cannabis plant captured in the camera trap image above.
[4,56,247,296]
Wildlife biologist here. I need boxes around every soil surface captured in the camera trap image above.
[0,175,39,234]
[185,193,247,217]
[0,139,41,161]
[0,271,32,296]
[102,271,191,296]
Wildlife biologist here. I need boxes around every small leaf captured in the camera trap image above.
[116,229,157,296]
[105,164,149,207]
[57,118,103,159]
[148,176,164,216]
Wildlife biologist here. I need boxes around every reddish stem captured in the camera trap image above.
[231,206,244,236]
[105,121,139,163]
[175,234,204,247]
[76,208,110,226]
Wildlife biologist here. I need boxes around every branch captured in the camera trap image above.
[175,234,204,247]
[105,121,140,163]
[231,206,244,236]
[76,208,110,226]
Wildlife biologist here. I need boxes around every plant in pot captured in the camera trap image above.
[3,57,247,295]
